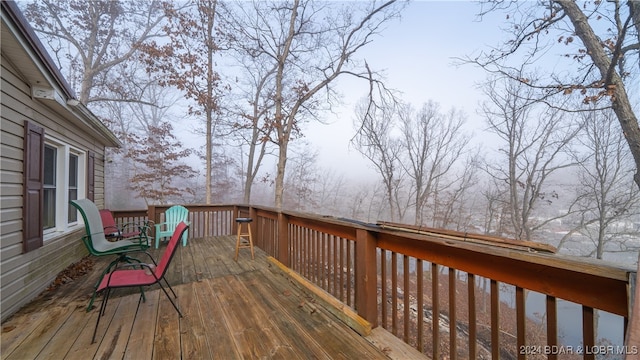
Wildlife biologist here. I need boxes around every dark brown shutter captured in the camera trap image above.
[23,121,44,252]
[87,151,95,201]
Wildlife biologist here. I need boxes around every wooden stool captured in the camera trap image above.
[234,217,254,261]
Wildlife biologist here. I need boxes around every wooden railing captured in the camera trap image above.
[112,204,637,359]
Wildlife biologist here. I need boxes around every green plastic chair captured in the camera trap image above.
[70,199,151,311]
[155,205,189,248]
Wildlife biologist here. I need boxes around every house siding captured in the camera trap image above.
[0,56,110,322]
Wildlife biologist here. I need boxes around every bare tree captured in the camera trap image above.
[480,179,509,236]
[433,152,481,231]
[223,0,404,208]
[562,109,640,259]
[22,0,167,105]
[219,2,279,204]
[398,101,471,226]
[233,63,277,204]
[468,0,640,189]
[347,181,387,222]
[315,170,348,216]
[283,146,319,212]
[352,97,404,222]
[481,76,580,241]
[102,81,181,209]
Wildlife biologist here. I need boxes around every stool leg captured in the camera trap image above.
[248,224,255,260]
[234,223,241,262]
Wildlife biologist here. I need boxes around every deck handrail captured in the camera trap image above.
[113,204,637,359]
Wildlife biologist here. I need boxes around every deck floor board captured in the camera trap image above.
[1,235,417,359]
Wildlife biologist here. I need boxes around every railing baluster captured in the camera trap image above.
[491,279,500,359]
[310,229,315,282]
[298,226,303,276]
[468,273,476,360]
[314,230,318,284]
[417,259,424,352]
[392,252,398,336]
[516,286,525,360]
[449,267,457,360]
[583,306,595,360]
[338,236,343,302]
[546,295,558,360]
[381,249,388,329]
[300,227,310,279]
[305,227,310,279]
[404,255,410,343]
[347,239,352,306]
[432,262,440,359]
[293,225,299,272]
[303,226,307,277]
[331,235,342,297]
[318,231,323,287]
[321,232,326,291]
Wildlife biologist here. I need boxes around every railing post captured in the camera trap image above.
[232,206,239,235]
[148,205,156,238]
[277,212,289,267]
[355,228,378,327]
[249,206,257,246]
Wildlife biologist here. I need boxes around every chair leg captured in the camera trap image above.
[87,289,99,312]
[162,277,178,299]
[158,281,182,317]
[92,288,110,344]
[87,255,130,312]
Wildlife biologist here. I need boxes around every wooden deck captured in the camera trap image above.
[1,235,423,360]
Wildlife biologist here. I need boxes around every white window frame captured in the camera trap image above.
[43,137,86,240]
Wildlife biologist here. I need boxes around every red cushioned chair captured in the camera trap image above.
[92,221,189,343]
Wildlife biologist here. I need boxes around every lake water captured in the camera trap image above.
[524,291,624,347]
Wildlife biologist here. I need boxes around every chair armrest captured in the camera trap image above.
[103,225,121,238]
[137,220,153,236]
[154,222,164,231]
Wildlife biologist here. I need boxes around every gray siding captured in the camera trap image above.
[0,56,109,322]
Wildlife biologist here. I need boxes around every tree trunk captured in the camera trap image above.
[243,129,255,204]
[272,0,298,209]
[205,0,218,204]
[274,140,289,208]
[560,0,640,189]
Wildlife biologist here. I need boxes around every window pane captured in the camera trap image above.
[68,154,79,223]
[43,188,56,229]
[44,146,56,186]
[44,145,57,230]
[68,189,78,222]
[68,154,78,187]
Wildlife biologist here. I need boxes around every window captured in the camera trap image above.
[42,139,86,237]
[43,145,56,229]
[68,154,78,223]
[23,120,94,252]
